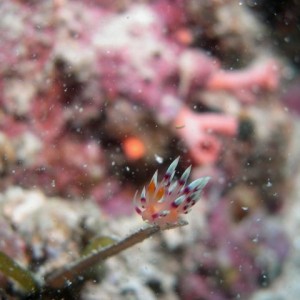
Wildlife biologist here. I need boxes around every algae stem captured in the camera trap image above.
[45,221,187,289]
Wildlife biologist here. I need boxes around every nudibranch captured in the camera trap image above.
[134,157,210,227]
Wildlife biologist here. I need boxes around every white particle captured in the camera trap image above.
[266,181,272,187]
[66,280,72,287]
[154,154,163,164]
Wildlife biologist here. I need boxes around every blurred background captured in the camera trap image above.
[0,0,300,299]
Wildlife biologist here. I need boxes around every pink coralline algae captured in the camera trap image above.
[0,0,281,200]
[0,0,284,202]
[15,138,106,198]
[0,1,293,299]
[177,195,290,300]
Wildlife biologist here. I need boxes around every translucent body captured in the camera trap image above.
[134,157,210,227]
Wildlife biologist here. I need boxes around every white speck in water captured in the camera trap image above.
[125,166,130,172]
[241,206,249,211]
[51,180,56,187]
[66,280,72,287]
[154,154,164,164]
[112,161,115,166]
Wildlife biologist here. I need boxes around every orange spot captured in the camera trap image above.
[174,28,193,45]
[148,180,156,197]
[122,136,146,161]
[156,187,165,200]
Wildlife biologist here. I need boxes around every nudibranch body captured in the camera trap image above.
[134,157,210,227]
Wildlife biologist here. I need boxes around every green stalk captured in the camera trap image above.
[0,251,39,293]
[45,221,187,289]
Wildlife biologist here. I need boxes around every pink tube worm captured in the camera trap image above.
[206,60,279,103]
[174,107,238,165]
